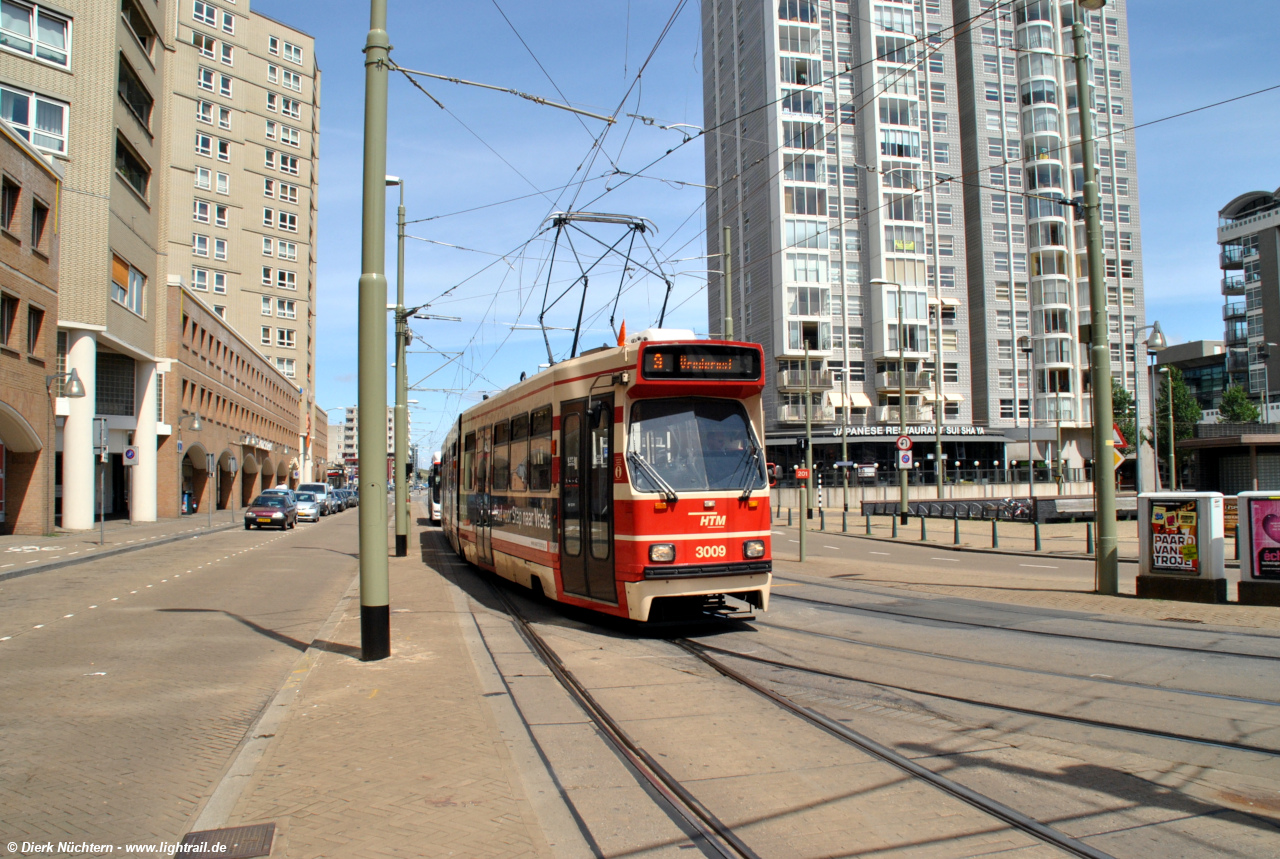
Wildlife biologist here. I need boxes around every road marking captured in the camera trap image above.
[26,560,38,564]
[870,551,890,556]
[89,606,96,609]
[1,564,12,568]
[1090,673,1113,679]
[146,585,152,588]
[931,557,960,562]
[69,552,78,555]
[111,598,118,601]
[34,624,43,629]
[0,636,9,640]
[64,614,73,618]
[772,531,785,535]
[1019,564,1058,569]
[788,539,799,543]
[130,591,137,594]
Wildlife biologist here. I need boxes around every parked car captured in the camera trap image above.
[330,489,347,511]
[295,492,321,522]
[347,488,359,508]
[245,494,296,530]
[260,488,297,506]
[297,482,336,516]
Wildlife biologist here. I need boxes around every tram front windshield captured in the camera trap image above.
[628,398,766,493]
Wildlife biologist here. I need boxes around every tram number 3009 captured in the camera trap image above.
[693,544,728,559]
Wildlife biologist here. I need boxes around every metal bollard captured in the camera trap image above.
[819,508,825,531]
[865,513,872,536]
[920,516,927,541]
[991,517,999,548]
[954,515,961,545]
[892,516,899,538]
[1034,521,1042,552]
[842,510,848,533]
[788,507,793,527]
[1085,521,1094,555]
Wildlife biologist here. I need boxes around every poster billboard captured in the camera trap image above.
[1248,496,1280,580]
[1149,500,1200,575]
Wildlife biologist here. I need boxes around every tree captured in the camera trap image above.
[1218,384,1260,424]
[1155,367,1203,478]
[1111,377,1137,452]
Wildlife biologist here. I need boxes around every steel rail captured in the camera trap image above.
[675,641,1118,859]
[690,641,1280,758]
[773,592,1280,662]
[754,619,1280,708]
[486,583,763,859]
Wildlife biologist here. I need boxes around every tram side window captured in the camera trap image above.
[509,413,529,492]
[476,426,490,494]
[492,419,510,493]
[528,405,553,491]
[462,433,475,492]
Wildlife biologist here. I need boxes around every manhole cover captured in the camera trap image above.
[177,823,275,859]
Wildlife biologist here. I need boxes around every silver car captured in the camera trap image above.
[295,491,321,522]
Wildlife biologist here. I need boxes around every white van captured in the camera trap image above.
[297,482,336,516]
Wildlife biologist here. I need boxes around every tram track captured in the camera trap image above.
[486,578,1118,859]
[772,586,1280,662]
[753,618,1280,708]
[686,639,1280,758]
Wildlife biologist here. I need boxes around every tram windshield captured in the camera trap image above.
[628,398,766,493]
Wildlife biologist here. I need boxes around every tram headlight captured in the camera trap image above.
[648,543,676,563]
[743,540,765,559]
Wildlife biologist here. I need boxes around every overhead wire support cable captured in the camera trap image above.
[391,65,617,124]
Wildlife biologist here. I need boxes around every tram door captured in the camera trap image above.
[476,425,493,566]
[559,396,616,603]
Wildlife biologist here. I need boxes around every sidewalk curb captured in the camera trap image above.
[0,521,242,584]
[185,572,360,834]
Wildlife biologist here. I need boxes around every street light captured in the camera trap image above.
[176,412,204,518]
[386,174,410,558]
[1019,335,1035,498]
[44,369,85,534]
[1157,367,1175,490]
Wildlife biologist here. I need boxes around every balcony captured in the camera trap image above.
[874,371,934,390]
[1222,275,1247,295]
[776,369,833,390]
[1223,301,1247,320]
[1220,245,1245,269]
[777,404,836,424]
[875,405,934,423]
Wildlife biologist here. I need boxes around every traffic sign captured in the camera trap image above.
[1112,448,1125,470]
[122,446,139,466]
[895,435,913,451]
[795,468,811,480]
[897,451,913,469]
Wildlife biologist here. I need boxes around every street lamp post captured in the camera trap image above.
[386,175,409,558]
[1158,367,1175,490]
[1020,336,1034,497]
[1074,0,1119,594]
[44,369,85,535]
[1257,342,1278,424]
[1134,321,1166,493]
[176,412,204,519]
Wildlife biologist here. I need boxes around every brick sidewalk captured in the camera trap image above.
[215,508,565,859]
[0,513,248,581]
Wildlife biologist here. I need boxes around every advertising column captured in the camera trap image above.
[1235,491,1280,606]
[1137,492,1226,603]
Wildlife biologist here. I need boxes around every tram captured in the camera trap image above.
[441,328,771,622]
[426,451,443,524]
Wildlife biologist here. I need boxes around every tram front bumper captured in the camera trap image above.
[624,568,771,621]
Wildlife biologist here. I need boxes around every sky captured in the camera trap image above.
[250,0,1280,455]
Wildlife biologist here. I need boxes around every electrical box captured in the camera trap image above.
[1137,492,1226,603]
[1233,492,1280,606]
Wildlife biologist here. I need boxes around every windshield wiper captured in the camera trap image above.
[740,444,762,501]
[628,450,678,503]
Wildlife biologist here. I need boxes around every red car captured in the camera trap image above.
[244,494,296,530]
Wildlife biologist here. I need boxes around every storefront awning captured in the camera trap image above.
[828,391,872,408]
[944,392,965,402]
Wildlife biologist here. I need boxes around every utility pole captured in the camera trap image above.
[934,301,944,498]
[898,291,908,524]
[388,176,408,558]
[722,226,733,341]
[357,0,391,660]
[801,342,814,563]
[1075,0,1118,594]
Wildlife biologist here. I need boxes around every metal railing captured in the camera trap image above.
[777,404,836,423]
[1222,276,1246,294]
[874,371,934,389]
[776,369,833,390]
[1223,301,1247,319]
[875,405,933,422]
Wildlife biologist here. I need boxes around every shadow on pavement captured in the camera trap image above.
[157,607,361,659]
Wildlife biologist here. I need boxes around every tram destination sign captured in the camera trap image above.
[832,425,989,438]
[640,343,762,381]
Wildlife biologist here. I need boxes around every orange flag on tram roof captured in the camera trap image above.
[617,321,626,347]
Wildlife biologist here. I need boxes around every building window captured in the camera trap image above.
[219,42,232,65]
[261,295,271,315]
[282,41,301,63]
[194,166,211,189]
[115,136,150,197]
[220,10,233,33]
[111,254,145,317]
[265,177,278,196]
[193,199,210,223]
[0,292,15,346]
[279,155,299,175]
[122,0,156,57]
[281,97,301,119]
[280,126,299,147]
[216,172,229,194]
[264,148,276,169]
[192,234,209,256]
[277,241,297,261]
[0,1,69,67]
[275,357,296,378]
[197,66,214,91]
[196,100,213,124]
[268,35,279,55]
[276,327,295,348]
[218,106,231,129]
[266,92,278,113]
[216,138,230,161]
[212,304,226,319]
[26,302,41,352]
[267,63,279,84]
[30,197,47,250]
[262,236,273,256]
[212,271,226,293]
[193,0,216,26]
[218,74,232,97]
[214,204,227,228]
[0,178,18,232]
[282,70,302,92]
[276,269,296,290]
[262,206,274,227]
[118,57,153,128]
[195,133,212,156]
[0,85,67,153]
[191,267,208,290]
[192,31,214,57]
[276,298,295,319]
[277,182,297,204]
[213,238,227,260]
[265,119,276,140]
[260,326,271,346]
[261,266,273,286]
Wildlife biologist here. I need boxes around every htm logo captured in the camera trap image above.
[699,514,727,528]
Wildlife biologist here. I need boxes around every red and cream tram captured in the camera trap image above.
[441,329,771,622]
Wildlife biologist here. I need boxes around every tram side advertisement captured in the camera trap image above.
[1248,496,1280,580]
[1149,501,1200,575]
